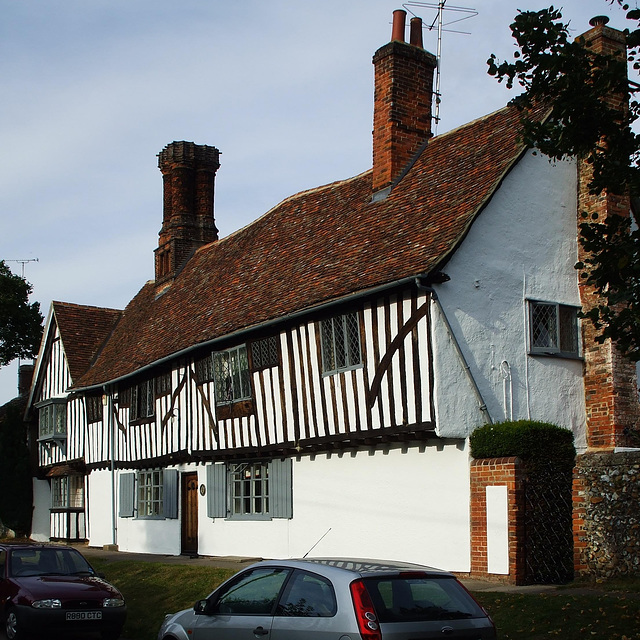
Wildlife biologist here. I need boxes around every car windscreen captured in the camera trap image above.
[10,548,95,577]
[363,574,486,623]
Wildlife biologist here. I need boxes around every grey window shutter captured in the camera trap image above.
[119,472,135,518]
[206,463,227,518]
[163,469,178,519]
[270,458,293,519]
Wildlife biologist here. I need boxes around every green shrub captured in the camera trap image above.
[469,420,575,470]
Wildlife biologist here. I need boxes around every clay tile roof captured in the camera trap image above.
[75,103,544,389]
[52,302,122,382]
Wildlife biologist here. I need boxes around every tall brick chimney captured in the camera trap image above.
[372,9,437,197]
[155,141,221,286]
[576,18,640,449]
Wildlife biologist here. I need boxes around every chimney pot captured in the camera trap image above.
[410,17,423,48]
[391,9,406,42]
[589,15,610,27]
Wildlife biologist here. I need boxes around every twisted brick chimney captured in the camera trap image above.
[372,9,437,197]
[155,141,221,287]
[576,18,640,449]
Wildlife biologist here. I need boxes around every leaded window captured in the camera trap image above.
[155,371,172,397]
[529,301,580,357]
[130,379,155,422]
[320,312,362,374]
[213,345,251,405]
[251,336,280,370]
[51,475,84,509]
[85,394,102,424]
[38,402,67,439]
[195,355,215,384]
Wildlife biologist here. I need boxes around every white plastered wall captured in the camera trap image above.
[30,478,51,542]
[196,442,471,573]
[432,150,587,449]
[86,469,115,548]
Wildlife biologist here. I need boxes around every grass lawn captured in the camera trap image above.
[90,559,640,640]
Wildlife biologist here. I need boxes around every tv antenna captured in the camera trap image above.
[402,1,478,131]
[5,258,39,278]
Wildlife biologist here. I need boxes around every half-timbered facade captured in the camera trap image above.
[25,13,640,579]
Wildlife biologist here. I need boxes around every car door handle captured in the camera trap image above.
[253,626,269,636]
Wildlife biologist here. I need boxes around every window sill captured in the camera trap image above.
[321,363,364,377]
[225,514,272,522]
[128,417,156,426]
[38,435,67,443]
[528,351,583,361]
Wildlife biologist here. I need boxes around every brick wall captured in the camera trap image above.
[469,457,526,584]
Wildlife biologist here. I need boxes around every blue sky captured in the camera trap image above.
[0,0,630,404]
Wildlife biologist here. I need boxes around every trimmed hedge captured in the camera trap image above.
[469,420,575,470]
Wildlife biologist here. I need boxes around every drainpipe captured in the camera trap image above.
[416,279,492,425]
[105,385,117,548]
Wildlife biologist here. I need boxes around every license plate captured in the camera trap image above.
[65,611,102,621]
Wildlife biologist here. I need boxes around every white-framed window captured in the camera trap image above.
[320,312,362,374]
[206,459,292,521]
[51,476,84,509]
[230,462,269,518]
[118,469,178,520]
[529,300,580,358]
[213,345,251,405]
[137,470,163,517]
[38,401,67,440]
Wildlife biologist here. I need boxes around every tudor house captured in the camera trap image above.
[25,12,640,582]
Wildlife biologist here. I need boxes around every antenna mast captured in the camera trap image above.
[403,1,477,132]
[5,258,39,278]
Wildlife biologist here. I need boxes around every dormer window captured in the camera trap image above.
[38,400,67,440]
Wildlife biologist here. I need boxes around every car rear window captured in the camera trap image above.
[363,575,486,623]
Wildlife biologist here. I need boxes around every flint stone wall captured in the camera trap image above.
[574,451,640,578]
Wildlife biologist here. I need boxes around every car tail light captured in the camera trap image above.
[350,579,382,640]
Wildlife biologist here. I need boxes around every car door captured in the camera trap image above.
[270,570,340,639]
[192,566,290,640]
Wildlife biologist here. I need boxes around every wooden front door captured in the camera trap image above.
[181,473,199,555]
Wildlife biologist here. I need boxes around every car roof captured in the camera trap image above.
[0,543,76,551]
[252,558,453,578]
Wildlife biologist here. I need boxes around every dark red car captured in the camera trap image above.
[0,543,126,640]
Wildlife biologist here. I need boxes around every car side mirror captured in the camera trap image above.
[194,600,209,615]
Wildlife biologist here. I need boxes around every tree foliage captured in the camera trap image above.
[487,2,640,359]
[0,260,44,367]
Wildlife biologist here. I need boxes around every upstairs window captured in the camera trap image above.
[38,401,67,440]
[85,394,103,424]
[195,355,215,384]
[251,336,280,370]
[130,379,155,422]
[213,345,251,405]
[320,312,362,374]
[529,301,580,358]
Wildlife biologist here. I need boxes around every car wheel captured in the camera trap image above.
[5,608,24,640]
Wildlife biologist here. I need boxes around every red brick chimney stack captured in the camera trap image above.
[372,10,437,197]
[576,19,639,449]
[155,141,220,287]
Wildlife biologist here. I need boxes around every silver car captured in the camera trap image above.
[157,558,496,639]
